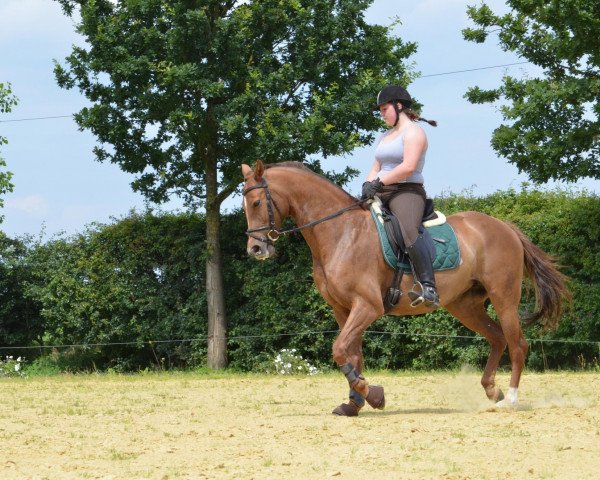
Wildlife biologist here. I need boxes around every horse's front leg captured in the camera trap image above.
[331,302,385,416]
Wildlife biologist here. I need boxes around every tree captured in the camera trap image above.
[463,0,600,183]
[0,82,17,221]
[54,0,416,367]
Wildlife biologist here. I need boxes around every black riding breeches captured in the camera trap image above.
[377,183,426,247]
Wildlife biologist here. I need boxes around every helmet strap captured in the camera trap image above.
[393,102,403,127]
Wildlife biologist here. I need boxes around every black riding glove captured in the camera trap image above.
[361,178,384,200]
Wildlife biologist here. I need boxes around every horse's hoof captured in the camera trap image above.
[366,385,385,410]
[494,389,505,402]
[332,401,361,417]
[494,397,517,409]
[486,388,504,402]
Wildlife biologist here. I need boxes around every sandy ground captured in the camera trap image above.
[1,370,599,479]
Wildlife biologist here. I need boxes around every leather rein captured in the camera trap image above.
[243,178,366,245]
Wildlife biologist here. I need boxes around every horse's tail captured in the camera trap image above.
[508,223,571,329]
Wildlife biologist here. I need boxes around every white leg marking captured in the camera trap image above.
[495,387,518,408]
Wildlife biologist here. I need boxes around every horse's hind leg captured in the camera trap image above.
[446,291,507,402]
[488,290,528,406]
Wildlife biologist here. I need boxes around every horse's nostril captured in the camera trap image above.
[250,245,262,255]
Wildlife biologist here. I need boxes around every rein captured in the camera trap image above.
[243,177,366,244]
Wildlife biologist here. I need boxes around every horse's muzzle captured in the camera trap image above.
[247,242,275,260]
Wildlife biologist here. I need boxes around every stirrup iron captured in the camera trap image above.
[408,281,425,307]
[408,281,439,308]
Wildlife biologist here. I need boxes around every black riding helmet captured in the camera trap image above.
[376,85,412,109]
[376,85,412,126]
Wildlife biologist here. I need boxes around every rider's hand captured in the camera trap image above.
[361,178,384,200]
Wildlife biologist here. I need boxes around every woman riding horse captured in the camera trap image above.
[242,160,569,416]
[242,88,570,416]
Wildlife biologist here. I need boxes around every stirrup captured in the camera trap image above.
[408,282,439,308]
[408,281,424,306]
[384,286,402,309]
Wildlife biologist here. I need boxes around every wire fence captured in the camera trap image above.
[1,328,598,352]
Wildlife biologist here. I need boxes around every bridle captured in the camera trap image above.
[243,178,283,244]
[242,177,366,245]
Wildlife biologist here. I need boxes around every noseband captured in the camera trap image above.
[243,176,367,245]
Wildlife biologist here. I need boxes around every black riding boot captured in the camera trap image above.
[407,234,440,308]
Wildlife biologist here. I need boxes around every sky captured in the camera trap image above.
[0,0,598,239]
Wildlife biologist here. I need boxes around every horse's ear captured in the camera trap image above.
[253,160,264,181]
[241,164,253,180]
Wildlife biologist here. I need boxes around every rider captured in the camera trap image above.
[361,85,440,308]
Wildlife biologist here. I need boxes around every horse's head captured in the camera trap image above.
[241,160,284,260]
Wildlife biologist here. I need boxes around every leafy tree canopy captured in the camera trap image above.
[463,0,600,183]
[54,0,416,208]
[0,82,17,219]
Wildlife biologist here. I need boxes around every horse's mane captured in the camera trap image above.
[264,161,307,171]
[264,161,358,201]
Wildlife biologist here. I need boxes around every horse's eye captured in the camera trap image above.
[253,199,261,207]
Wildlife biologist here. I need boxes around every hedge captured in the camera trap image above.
[0,186,598,372]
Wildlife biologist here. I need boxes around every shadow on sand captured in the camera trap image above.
[358,407,466,417]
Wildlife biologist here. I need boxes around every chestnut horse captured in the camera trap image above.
[241,161,569,416]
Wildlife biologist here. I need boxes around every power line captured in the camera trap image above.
[0,114,72,124]
[0,61,532,124]
[418,60,530,78]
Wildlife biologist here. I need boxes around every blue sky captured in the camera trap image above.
[1,0,598,239]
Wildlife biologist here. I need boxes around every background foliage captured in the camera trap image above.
[463,0,600,182]
[0,187,598,372]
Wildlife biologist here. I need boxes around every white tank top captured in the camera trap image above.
[374,128,426,184]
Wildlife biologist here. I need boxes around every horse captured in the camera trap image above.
[241,160,570,416]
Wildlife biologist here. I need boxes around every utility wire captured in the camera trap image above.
[0,61,532,124]
[0,114,73,123]
[418,60,530,78]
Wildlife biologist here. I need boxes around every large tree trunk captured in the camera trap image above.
[205,150,227,369]
[206,205,227,369]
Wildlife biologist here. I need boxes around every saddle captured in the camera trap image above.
[377,197,440,263]
[369,197,460,311]
[370,197,449,266]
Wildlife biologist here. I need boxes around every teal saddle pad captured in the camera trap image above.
[370,207,461,272]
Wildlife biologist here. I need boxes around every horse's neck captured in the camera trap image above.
[270,168,357,254]
[271,169,350,218]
